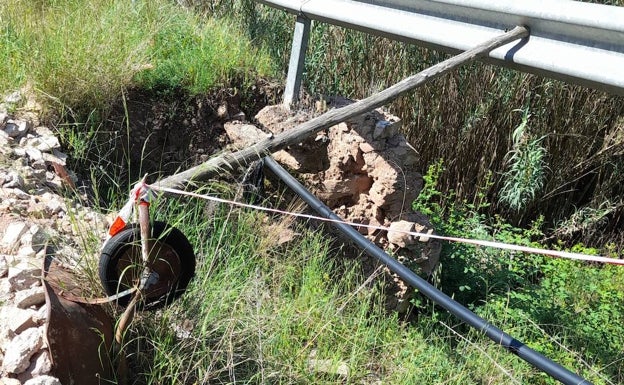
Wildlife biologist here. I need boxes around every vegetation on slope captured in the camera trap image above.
[2,0,624,384]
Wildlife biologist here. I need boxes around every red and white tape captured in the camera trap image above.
[147,184,623,266]
[106,179,155,238]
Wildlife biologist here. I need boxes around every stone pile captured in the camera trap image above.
[226,98,441,312]
[0,91,109,385]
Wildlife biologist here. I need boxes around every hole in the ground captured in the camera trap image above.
[64,80,280,202]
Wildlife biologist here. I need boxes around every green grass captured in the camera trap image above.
[124,196,473,384]
[0,0,276,207]
[0,0,273,114]
[133,10,272,96]
[90,187,618,385]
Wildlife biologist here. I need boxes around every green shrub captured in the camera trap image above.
[499,108,548,213]
[413,159,624,383]
[413,160,545,306]
[480,250,624,384]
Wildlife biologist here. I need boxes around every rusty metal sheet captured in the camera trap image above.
[43,252,117,385]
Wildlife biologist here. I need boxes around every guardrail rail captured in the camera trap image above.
[259,0,624,103]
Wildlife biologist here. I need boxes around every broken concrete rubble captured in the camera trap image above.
[223,121,268,149]
[2,327,44,375]
[23,375,60,385]
[0,90,111,384]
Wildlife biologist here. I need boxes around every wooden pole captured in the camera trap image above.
[157,26,528,189]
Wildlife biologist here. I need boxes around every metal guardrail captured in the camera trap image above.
[258,0,624,100]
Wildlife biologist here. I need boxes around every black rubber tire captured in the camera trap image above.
[99,221,195,309]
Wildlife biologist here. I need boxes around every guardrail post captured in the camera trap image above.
[283,16,311,107]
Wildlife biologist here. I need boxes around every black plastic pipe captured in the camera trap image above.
[264,156,591,385]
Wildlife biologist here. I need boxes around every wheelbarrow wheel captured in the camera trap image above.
[99,221,195,309]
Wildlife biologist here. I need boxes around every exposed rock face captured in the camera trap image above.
[0,90,109,384]
[250,99,441,312]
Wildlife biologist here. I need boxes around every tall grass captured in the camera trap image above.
[0,0,274,115]
[114,192,615,384]
[499,108,548,214]
[61,169,621,384]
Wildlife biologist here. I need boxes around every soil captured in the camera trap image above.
[80,79,281,189]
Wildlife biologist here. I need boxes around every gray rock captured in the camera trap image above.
[8,261,41,291]
[18,349,52,383]
[8,188,30,200]
[0,320,16,350]
[41,152,66,167]
[1,306,37,334]
[31,160,47,171]
[12,147,26,158]
[0,132,9,151]
[1,222,29,251]
[0,278,12,303]
[4,91,22,105]
[15,286,45,309]
[224,122,267,149]
[0,255,7,278]
[30,169,47,183]
[3,171,24,189]
[17,246,36,259]
[27,226,46,253]
[372,119,400,140]
[0,377,22,385]
[51,149,68,165]
[25,148,43,163]
[23,375,61,385]
[4,120,29,139]
[44,173,63,191]
[45,200,63,215]
[32,127,53,137]
[33,305,47,325]
[387,220,419,248]
[23,136,60,152]
[2,327,44,374]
